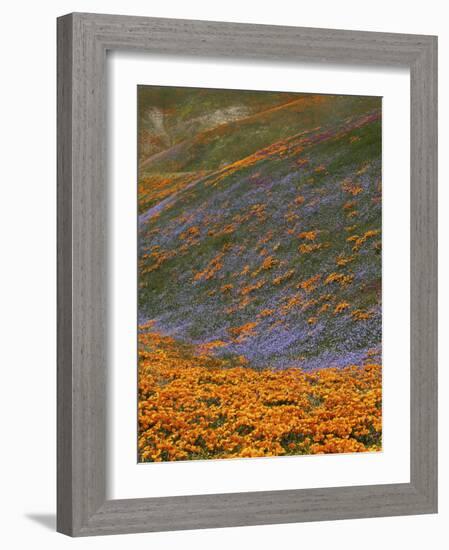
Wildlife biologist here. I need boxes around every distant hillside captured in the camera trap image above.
[138,90,381,371]
[138,86,300,164]
[139,93,380,174]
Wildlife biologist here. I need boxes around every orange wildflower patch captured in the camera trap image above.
[314,164,327,174]
[220,283,234,294]
[252,255,279,276]
[138,331,382,462]
[334,301,350,314]
[351,229,381,252]
[193,252,224,282]
[198,340,228,355]
[179,225,200,242]
[298,274,321,293]
[281,294,303,314]
[325,272,354,288]
[342,178,363,196]
[258,308,274,318]
[351,309,373,321]
[336,254,356,267]
[295,158,309,167]
[213,223,237,238]
[272,269,295,286]
[240,278,266,296]
[318,303,330,314]
[298,230,318,241]
[299,243,324,254]
[140,248,176,275]
[228,322,259,341]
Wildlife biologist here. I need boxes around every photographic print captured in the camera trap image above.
[137,86,382,462]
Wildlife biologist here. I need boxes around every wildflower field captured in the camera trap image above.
[137,87,382,462]
[138,329,381,461]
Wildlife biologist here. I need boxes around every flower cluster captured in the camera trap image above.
[138,331,382,462]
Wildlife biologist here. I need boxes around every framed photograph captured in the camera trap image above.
[57,12,437,536]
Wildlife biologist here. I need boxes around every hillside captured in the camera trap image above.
[138,86,301,163]
[138,91,382,371]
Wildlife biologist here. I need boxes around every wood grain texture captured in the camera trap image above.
[409,36,438,508]
[57,13,74,536]
[57,12,438,536]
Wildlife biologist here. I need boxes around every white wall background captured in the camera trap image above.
[0,1,445,548]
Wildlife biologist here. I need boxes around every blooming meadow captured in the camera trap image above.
[137,87,382,462]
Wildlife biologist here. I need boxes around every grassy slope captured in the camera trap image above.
[138,87,300,164]
[138,93,381,371]
[140,94,380,174]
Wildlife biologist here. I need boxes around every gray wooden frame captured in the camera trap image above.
[57,12,438,537]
